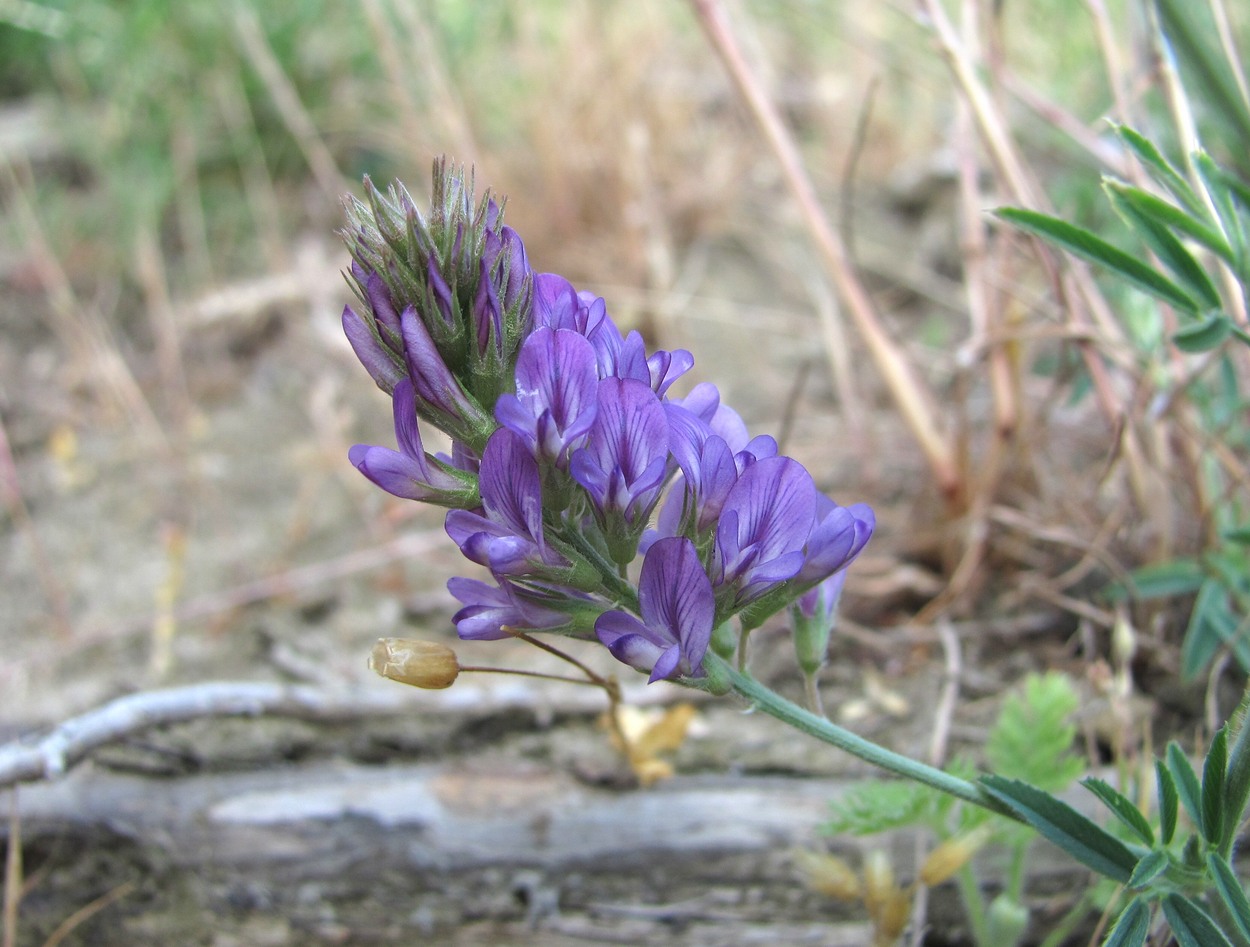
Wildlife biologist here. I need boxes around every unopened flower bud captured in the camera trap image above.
[919,825,991,886]
[369,638,460,689]
[793,849,861,901]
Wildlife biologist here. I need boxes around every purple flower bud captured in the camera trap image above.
[342,304,406,393]
[347,379,477,505]
[448,576,569,640]
[713,457,818,606]
[400,303,493,441]
[494,327,599,468]
[796,498,875,586]
[595,536,714,682]
[445,428,567,575]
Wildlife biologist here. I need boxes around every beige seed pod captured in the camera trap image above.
[792,849,862,901]
[861,849,897,917]
[369,638,460,689]
[919,825,992,887]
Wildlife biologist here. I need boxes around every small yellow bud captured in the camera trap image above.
[919,825,992,887]
[792,849,862,901]
[369,638,460,689]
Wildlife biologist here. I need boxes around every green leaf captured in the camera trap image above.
[1104,180,1233,262]
[995,207,1201,314]
[1105,182,1224,309]
[1157,760,1179,845]
[1202,726,1228,845]
[1104,899,1152,947]
[980,776,1138,883]
[1223,689,1250,852]
[1113,125,1204,215]
[1208,852,1250,942]
[825,779,937,836]
[1167,742,1205,835]
[986,672,1083,791]
[1160,892,1235,947]
[1173,313,1233,353]
[1102,898,1151,947]
[1193,154,1250,270]
[1155,0,1250,153]
[1109,559,1205,602]
[1127,848,1169,889]
[1180,578,1245,679]
[1083,778,1155,845]
[1224,526,1250,547]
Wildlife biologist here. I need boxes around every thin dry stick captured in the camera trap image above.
[3,792,18,947]
[229,1,344,202]
[212,69,289,272]
[688,0,961,503]
[134,224,193,436]
[909,620,963,947]
[389,0,482,165]
[0,414,72,640]
[40,882,135,947]
[171,119,213,289]
[0,155,161,436]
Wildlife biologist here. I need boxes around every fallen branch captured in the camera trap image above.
[0,682,405,789]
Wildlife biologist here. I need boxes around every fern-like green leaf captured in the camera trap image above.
[825,779,938,836]
[986,672,1084,792]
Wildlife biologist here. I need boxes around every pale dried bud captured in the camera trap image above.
[369,638,460,689]
[792,849,862,901]
[919,825,991,886]
[861,849,896,916]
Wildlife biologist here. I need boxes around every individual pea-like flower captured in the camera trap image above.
[795,496,875,588]
[570,376,670,562]
[494,327,600,469]
[447,575,573,641]
[595,536,714,682]
[712,456,819,607]
[348,378,478,508]
[444,427,569,576]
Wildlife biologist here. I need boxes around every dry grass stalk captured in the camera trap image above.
[689,0,962,504]
[228,0,345,202]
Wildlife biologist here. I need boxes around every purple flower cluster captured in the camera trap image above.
[342,163,874,685]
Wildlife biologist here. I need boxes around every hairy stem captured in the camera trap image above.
[714,654,1016,818]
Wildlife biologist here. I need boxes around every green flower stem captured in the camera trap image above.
[714,654,1018,819]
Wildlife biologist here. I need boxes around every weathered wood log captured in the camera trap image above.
[5,696,1096,947]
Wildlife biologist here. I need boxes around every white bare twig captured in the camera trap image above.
[0,682,399,789]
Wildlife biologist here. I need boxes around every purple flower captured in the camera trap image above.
[400,302,493,442]
[342,303,406,394]
[448,575,570,641]
[713,457,818,606]
[494,327,599,468]
[445,428,568,575]
[347,379,477,506]
[595,537,714,682]
[570,377,669,527]
[796,498,875,587]
[646,347,695,397]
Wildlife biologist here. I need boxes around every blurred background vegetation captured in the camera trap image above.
[2,0,1249,723]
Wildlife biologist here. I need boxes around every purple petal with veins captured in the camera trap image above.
[595,537,713,682]
[713,456,818,604]
[495,327,599,466]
